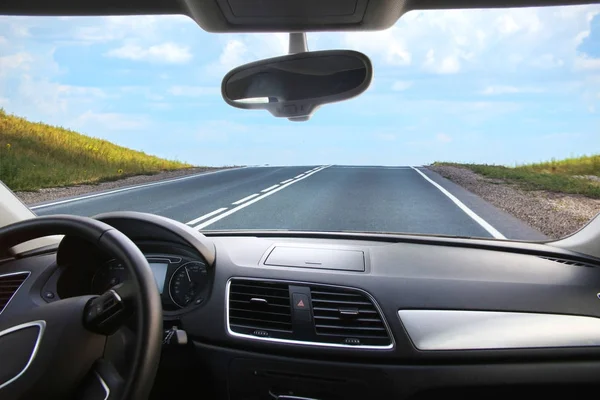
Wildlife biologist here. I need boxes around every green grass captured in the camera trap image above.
[434,154,600,199]
[0,108,194,191]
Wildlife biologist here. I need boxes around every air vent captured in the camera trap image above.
[310,286,391,347]
[538,256,597,268]
[228,280,292,338]
[0,272,29,314]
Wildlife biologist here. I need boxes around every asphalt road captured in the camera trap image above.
[32,165,546,240]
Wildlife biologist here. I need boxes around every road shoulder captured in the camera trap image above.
[18,167,237,207]
[428,165,600,240]
[419,167,548,241]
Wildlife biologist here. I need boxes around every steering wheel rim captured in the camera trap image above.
[0,215,162,400]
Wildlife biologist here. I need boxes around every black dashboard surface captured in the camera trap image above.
[6,214,600,399]
[41,227,600,361]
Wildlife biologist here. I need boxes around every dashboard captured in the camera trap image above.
[6,211,600,400]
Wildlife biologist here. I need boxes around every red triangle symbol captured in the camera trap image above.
[297,299,305,308]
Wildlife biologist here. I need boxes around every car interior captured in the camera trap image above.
[2,0,600,400]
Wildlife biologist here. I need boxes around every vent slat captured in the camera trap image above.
[229,280,292,335]
[229,307,290,317]
[0,273,29,313]
[230,299,290,309]
[312,298,372,306]
[230,324,292,334]
[310,286,391,346]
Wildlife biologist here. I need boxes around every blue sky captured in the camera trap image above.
[0,5,599,167]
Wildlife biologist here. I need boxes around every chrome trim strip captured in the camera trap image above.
[0,320,46,390]
[108,289,122,303]
[399,310,600,350]
[0,271,31,316]
[95,372,110,400]
[226,277,394,350]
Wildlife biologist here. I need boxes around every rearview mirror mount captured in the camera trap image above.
[221,46,373,121]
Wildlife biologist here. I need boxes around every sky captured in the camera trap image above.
[0,5,599,167]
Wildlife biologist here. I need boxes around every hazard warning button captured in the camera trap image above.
[292,293,309,310]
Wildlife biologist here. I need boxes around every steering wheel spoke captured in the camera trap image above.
[76,359,125,400]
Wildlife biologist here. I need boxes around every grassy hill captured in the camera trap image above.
[434,154,600,198]
[0,109,193,191]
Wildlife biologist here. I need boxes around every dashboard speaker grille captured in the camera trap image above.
[310,286,392,346]
[229,280,292,337]
[0,272,29,314]
[538,256,597,268]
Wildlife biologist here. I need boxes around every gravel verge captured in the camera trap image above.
[15,167,234,205]
[429,165,600,239]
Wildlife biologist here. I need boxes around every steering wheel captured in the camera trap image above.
[0,215,162,400]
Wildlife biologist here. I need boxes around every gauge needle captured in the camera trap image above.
[185,267,191,282]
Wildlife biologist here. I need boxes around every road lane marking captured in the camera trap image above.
[294,174,304,178]
[280,179,293,184]
[304,169,313,173]
[410,167,506,239]
[261,184,279,193]
[194,165,331,229]
[186,207,228,225]
[232,193,260,205]
[29,167,245,210]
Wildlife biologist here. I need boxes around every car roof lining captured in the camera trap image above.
[0,0,598,32]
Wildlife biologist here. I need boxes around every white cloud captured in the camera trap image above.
[105,43,192,64]
[73,111,149,131]
[344,28,412,66]
[424,50,461,74]
[391,81,413,91]
[575,56,600,70]
[0,52,33,77]
[481,85,544,95]
[436,133,452,143]
[219,40,247,69]
[497,15,520,35]
[336,5,600,75]
[168,86,219,97]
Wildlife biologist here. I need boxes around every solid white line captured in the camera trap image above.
[186,208,228,225]
[194,166,332,229]
[29,168,244,210]
[280,179,293,184]
[294,174,304,179]
[410,167,506,239]
[261,184,279,193]
[232,193,259,205]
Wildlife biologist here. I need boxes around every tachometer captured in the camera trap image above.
[168,261,208,308]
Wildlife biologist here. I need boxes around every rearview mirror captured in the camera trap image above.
[221,50,372,121]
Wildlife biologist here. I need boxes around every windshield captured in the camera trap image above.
[1,5,599,241]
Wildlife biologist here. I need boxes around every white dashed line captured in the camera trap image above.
[280,179,293,184]
[194,166,331,229]
[232,193,260,205]
[261,184,279,193]
[294,174,304,179]
[410,167,506,239]
[186,207,228,226]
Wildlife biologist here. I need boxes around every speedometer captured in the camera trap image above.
[168,261,208,308]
